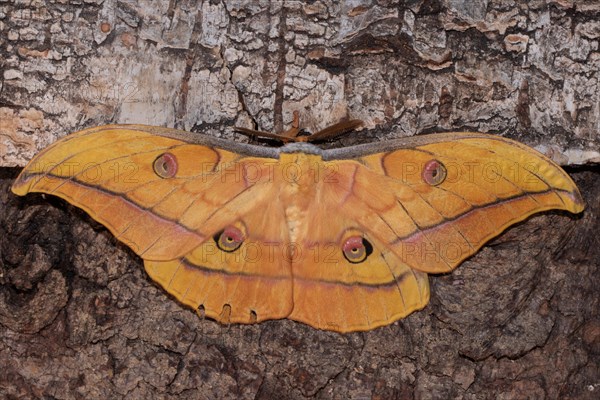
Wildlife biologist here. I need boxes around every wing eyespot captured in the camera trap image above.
[153,152,178,178]
[214,226,245,252]
[342,236,373,264]
[422,159,447,186]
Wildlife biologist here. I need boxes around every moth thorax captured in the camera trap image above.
[284,205,305,244]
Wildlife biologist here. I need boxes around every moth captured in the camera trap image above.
[12,118,584,332]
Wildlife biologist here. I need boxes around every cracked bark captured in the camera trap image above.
[1,1,599,399]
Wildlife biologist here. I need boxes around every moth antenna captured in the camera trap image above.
[307,119,364,142]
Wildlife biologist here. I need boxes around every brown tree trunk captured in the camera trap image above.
[1,1,599,398]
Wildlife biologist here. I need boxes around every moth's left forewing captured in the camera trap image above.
[11,125,220,259]
[11,124,281,261]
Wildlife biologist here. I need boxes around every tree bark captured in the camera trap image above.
[1,1,599,398]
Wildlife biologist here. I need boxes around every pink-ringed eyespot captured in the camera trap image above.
[153,153,178,178]
[342,236,373,263]
[215,226,245,252]
[422,159,447,186]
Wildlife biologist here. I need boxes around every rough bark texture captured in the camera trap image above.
[1,1,599,399]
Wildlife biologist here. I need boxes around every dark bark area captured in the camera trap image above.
[1,0,600,398]
[1,167,599,398]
